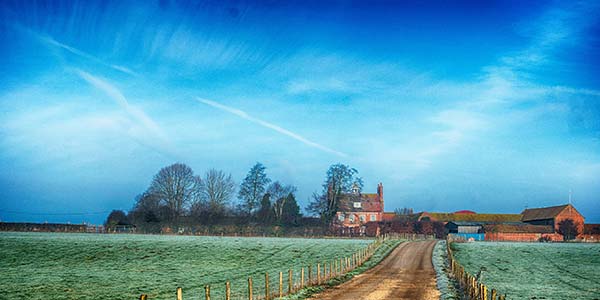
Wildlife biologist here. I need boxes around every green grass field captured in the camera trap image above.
[452,242,600,300]
[0,232,373,300]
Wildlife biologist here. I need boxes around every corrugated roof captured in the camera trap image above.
[447,221,483,226]
[484,224,554,233]
[521,204,570,221]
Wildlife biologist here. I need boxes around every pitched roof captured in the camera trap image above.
[337,193,382,212]
[420,212,522,223]
[483,224,554,233]
[521,204,570,221]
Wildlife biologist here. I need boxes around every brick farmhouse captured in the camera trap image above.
[332,183,385,235]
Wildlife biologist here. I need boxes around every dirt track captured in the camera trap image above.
[309,240,440,300]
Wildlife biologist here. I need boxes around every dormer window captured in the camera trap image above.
[353,202,361,208]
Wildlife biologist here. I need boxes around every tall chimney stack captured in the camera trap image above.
[377,183,384,211]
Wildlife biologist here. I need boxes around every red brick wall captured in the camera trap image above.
[554,207,585,235]
[485,232,563,242]
[334,212,382,228]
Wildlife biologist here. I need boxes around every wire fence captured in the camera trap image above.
[138,233,416,300]
[446,239,507,300]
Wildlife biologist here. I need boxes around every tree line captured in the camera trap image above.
[106,162,304,231]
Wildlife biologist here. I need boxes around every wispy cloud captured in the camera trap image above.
[76,70,174,156]
[197,97,348,157]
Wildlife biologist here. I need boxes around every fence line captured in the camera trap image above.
[138,233,429,299]
[446,239,507,300]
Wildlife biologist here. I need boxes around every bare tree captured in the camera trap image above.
[238,162,271,216]
[199,169,236,216]
[267,181,297,222]
[148,163,201,221]
[307,164,361,224]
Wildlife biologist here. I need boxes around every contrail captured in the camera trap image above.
[39,34,138,76]
[197,97,348,157]
[76,70,173,155]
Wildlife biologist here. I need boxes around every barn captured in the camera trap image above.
[446,221,485,241]
[521,204,585,235]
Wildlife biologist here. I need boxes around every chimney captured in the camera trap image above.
[377,182,384,211]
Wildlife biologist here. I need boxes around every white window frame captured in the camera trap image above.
[359,215,366,222]
[353,202,362,208]
[338,213,345,222]
[349,215,355,223]
[370,214,376,221]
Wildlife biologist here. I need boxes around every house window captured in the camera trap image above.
[370,214,376,221]
[353,202,362,208]
[349,215,355,223]
[338,213,345,222]
[359,215,366,222]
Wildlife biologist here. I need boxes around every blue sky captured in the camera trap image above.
[1,0,599,224]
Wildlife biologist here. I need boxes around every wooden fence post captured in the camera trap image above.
[139,295,147,300]
[288,269,292,294]
[226,281,231,300]
[301,267,305,288]
[330,261,333,278]
[265,273,270,300]
[204,285,210,300]
[248,277,253,300]
[317,263,321,285]
[482,285,488,300]
[279,271,283,299]
[177,287,182,300]
[308,266,312,285]
[491,289,497,300]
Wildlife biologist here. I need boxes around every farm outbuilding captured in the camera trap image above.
[521,204,585,235]
[581,224,600,242]
[446,221,484,241]
[445,221,483,234]
[416,211,522,223]
[483,224,562,242]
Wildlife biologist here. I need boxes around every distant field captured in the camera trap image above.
[0,232,372,300]
[452,242,600,299]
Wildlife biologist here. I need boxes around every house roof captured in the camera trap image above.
[484,224,554,233]
[521,204,571,221]
[337,193,382,212]
[419,212,522,223]
[584,224,600,234]
[382,212,396,221]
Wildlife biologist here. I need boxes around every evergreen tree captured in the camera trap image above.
[281,193,302,226]
[257,193,274,224]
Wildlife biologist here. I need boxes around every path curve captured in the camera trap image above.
[309,240,440,300]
